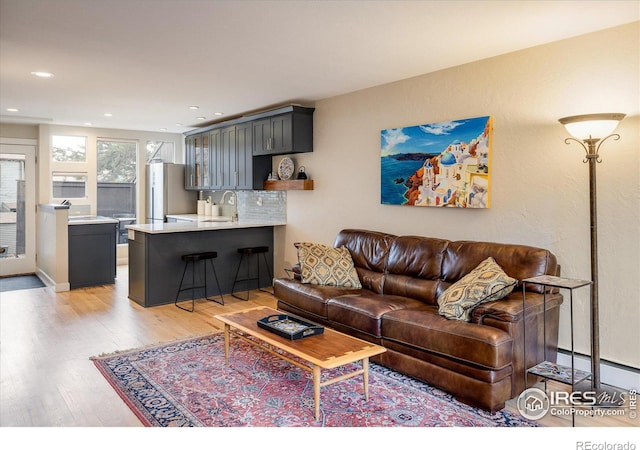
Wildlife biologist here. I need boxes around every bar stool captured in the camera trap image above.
[231,246,273,300]
[175,251,224,312]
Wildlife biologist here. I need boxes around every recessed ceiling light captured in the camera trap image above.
[30,71,54,78]
[159,128,167,131]
[196,117,206,120]
[84,122,92,126]
[189,106,199,110]
[214,112,224,116]
[175,123,182,127]
[103,113,113,117]
[6,108,19,112]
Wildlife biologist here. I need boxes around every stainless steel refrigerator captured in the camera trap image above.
[145,162,196,223]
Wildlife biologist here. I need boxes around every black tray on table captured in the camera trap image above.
[257,314,325,340]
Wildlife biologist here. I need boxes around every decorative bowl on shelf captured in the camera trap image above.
[277,157,294,180]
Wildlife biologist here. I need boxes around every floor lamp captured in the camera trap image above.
[558,112,625,397]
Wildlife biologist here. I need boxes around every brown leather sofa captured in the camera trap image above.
[274,229,563,412]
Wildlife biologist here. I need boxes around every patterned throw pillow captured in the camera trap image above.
[294,242,362,288]
[437,257,517,322]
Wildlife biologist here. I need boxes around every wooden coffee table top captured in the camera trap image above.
[215,306,386,369]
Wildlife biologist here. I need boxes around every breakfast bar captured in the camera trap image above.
[126,219,285,307]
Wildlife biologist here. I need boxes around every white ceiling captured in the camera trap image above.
[1,0,638,134]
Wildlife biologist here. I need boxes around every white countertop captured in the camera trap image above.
[166,214,233,222]
[68,215,119,225]
[127,218,286,234]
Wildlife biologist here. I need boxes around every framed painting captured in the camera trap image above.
[381,115,492,208]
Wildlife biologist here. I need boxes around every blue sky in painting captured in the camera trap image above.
[381,116,490,156]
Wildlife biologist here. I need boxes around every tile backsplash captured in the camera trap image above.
[201,190,286,222]
[238,191,286,221]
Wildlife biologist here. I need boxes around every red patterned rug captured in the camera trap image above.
[91,333,537,427]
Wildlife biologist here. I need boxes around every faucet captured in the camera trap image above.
[221,190,236,206]
[221,190,238,221]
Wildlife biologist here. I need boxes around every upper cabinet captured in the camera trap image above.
[184,105,314,190]
[184,133,210,190]
[252,109,313,156]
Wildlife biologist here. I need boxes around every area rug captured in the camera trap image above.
[0,274,45,292]
[91,333,537,427]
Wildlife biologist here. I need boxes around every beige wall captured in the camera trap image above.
[279,23,640,368]
[0,123,38,140]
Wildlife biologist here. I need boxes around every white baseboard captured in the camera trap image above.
[557,351,640,391]
[36,268,69,292]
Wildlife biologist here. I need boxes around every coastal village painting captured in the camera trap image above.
[380,115,492,208]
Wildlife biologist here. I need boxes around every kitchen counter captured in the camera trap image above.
[127,219,282,307]
[68,215,119,225]
[127,218,285,235]
[166,213,233,222]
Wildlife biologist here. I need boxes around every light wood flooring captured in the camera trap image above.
[1,266,636,429]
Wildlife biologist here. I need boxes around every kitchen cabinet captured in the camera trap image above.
[252,109,313,156]
[68,221,117,289]
[218,123,271,190]
[184,105,314,191]
[219,125,237,189]
[127,225,275,307]
[209,128,222,188]
[184,133,210,190]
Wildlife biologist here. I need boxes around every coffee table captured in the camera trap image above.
[214,306,386,420]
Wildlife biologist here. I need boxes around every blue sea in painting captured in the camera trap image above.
[380,156,423,205]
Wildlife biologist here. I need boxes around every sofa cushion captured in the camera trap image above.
[441,240,558,294]
[437,257,517,321]
[327,293,426,338]
[384,235,450,305]
[273,278,363,319]
[382,307,513,369]
[334,229,396,293]
[295,242,362,288]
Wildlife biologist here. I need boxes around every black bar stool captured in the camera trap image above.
[175,251,224,312]
[231,246,273,300]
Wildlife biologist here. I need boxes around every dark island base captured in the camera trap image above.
[128,227,274,307]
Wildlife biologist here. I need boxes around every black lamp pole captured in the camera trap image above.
[563,132,621,390]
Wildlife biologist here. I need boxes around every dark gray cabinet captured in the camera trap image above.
[220,125,237,189]
[252,110,312,156]
[127,227,274,307]
[192,123,270,190]
[68,222,117,289]
[209,128,222,188]
[184,133,209,190]
[184,105,314,190]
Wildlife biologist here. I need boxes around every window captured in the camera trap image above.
[0,153,26,257]
[97,139,137,243]
[52,172,88,199]
[52,135,86,162]
[146,140,175,163]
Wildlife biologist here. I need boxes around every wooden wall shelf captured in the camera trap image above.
[264,179,314,191]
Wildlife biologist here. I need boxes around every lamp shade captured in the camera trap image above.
[559,113,625,140]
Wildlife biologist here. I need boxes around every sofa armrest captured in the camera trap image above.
[285,264,302,280]
[471,291,563,324]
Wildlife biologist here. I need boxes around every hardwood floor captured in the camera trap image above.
[1,266,636,431]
